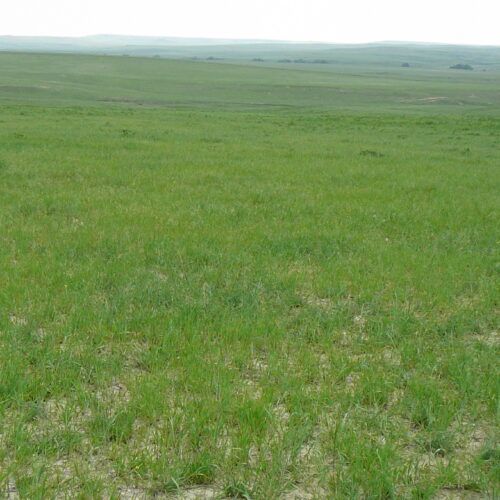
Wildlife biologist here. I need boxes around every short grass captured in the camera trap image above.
[0,51,499,498]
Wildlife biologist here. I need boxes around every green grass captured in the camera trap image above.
[0,51,499,498]
[0,51,499,113]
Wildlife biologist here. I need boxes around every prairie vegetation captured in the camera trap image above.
[0,48,499,498]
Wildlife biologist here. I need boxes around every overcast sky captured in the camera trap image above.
[2,0,499,45]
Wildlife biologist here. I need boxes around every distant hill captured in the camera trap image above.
[0,36,499,71]
[0,35,283,51]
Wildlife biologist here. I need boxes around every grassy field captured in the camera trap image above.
[0,50,499,498]
[2,36,500,72]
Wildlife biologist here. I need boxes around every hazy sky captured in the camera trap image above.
[2,0,500,45]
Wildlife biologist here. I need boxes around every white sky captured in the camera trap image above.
[2,0,500,45]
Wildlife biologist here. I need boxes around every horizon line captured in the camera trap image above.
[1,33,499,48]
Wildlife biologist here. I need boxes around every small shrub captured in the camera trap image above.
[450,64,473,70]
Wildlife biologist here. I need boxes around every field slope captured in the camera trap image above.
[0,51,499,498]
